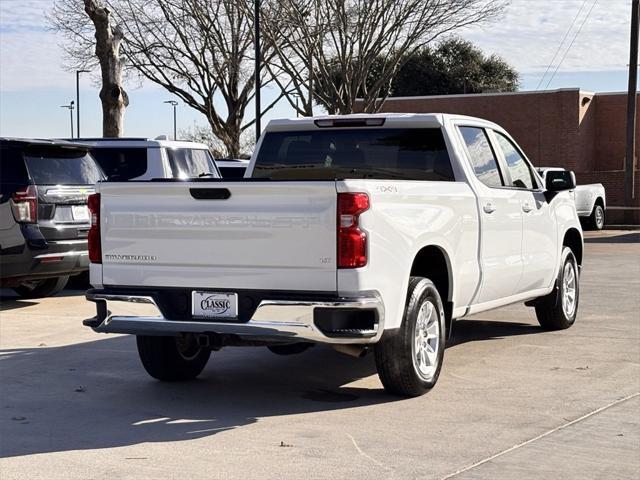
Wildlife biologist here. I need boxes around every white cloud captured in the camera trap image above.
[0,0,71,90]
[460,0,631,73]
[0,0,633,92]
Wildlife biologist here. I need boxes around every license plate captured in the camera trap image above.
[192,291,238,319]
[72,205,89,221]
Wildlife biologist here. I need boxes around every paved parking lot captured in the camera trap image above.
[1,231,639,480]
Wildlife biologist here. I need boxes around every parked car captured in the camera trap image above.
[538,167,606,230]
[84,114,583,397]
[215,158,249,178]
[66,137,220,181]
[1,138,104,297]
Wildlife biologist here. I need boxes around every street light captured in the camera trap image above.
[76,69,90,138]
[60,101,75,138]
[164,100,178,140]
[254,0,261,141]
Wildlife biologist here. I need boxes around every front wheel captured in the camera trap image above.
[535,246,579,330]
[136,334,211,381]
[374,277,446,397]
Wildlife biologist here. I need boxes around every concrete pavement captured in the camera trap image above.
[0,230,638,479]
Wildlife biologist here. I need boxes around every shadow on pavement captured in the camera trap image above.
[0,336,390,458]
[584,232,640,244]
[0,289,85,312]
[0,297,38,311]
[0,317,549,459]
[448,319,541,348]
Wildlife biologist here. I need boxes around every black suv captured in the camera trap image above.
[0,138,104,298]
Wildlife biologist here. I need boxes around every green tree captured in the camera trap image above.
[390,38,519,96]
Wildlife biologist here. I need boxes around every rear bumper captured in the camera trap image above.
[83,290,385,344]
[0,238,89,286]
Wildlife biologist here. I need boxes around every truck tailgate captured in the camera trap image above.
[99,181,338,291]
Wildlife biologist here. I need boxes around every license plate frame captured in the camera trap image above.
[191,291,238,319]
[72,205,90,221]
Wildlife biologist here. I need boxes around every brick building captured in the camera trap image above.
[369,89,639,224]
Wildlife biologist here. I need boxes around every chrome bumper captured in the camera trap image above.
[84,291,384,344]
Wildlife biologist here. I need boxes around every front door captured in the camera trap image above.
[490,131,557,293]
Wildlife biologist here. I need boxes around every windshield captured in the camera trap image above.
[252,128,454,181]
[24,150,103,185]
[166,148,219,178]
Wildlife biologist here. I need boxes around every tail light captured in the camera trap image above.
[10,185,37,223]
[88,193,101,263]
[337,193,369,268]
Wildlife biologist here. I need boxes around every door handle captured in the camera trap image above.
[483,202,496,214]
[522,202,533,213]
[190,188,231,200]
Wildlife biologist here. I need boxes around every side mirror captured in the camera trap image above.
[545,170,576,192]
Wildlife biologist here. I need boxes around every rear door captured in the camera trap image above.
[23,147,103,241]
[99,181,337,291]
[457,126,524,304]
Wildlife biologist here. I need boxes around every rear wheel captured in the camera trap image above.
[374,277,446,397]
[13,275,69,298]
[535,246,579,330]
[588,203,605,231]
[136,334,211,381]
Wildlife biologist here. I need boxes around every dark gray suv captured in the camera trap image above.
[0,138,104,298]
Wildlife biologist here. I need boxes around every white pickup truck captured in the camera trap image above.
[84,114,583,397]
[538,168,606,230]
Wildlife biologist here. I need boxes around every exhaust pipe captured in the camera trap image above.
[332,344,368,358]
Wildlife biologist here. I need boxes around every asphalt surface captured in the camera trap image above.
[1,230,638,480]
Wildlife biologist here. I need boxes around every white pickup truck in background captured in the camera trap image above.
[84,114,583,397]
[538,167,606,230]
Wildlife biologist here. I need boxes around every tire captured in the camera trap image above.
[535,246,579,330]
[267,343,313,355]
[588,203,605,231]
[136,334,211,381]
[13,276,69,299]
[374,277,446,397]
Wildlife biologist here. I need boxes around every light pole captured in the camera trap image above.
[254,0,261,141]
[60,101,75,138]
[164,100,178,140]
[76,69,90,138]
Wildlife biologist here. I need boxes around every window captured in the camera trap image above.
[23,149,103,185]
[166,148,218,179]
[252,128,454,181]
[459,127,504,188]
[218,166,247,179]
[0,147,29,187]
[494,133,536,189]
[90,147,148,181]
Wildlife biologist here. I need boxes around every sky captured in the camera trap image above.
[0,0,635,140]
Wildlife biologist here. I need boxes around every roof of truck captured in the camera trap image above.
[61,137,210,150]
[265,113,500,132]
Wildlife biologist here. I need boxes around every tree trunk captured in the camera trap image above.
[84,0,128,137]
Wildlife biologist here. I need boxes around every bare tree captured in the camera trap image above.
[50,0,281,156]
[179,124,255,159]
[49,0,128,136]
[261,0,506,115]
